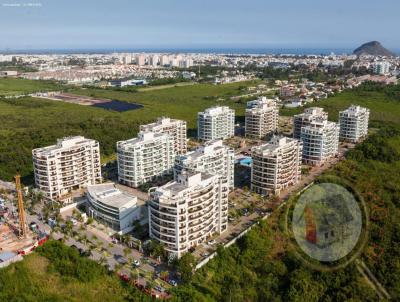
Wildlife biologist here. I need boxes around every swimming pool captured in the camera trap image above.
[239,157,252,167]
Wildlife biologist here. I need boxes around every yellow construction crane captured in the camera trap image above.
[15,174,27,238]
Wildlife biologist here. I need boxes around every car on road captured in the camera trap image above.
[155,285,165,292]
[132,259,141,267]
[115,255,128,265]
[208,240,217,245]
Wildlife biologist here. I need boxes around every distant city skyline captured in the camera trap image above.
[0,0,399,50]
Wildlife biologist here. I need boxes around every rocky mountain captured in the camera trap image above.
[353,41,395,57]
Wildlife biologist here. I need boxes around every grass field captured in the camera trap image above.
[70,80,261,129]
[0,77,61,96]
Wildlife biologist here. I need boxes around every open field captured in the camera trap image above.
[0,77,61,97]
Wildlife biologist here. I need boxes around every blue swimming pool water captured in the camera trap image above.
[240,157,252,166]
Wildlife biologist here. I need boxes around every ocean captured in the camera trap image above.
[1,47,399,56]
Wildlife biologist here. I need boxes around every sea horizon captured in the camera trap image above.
[1,47,399,56]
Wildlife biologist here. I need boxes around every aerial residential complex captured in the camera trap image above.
[339,105,370,143]
[86,183,140,234]
[251,136,302,196]
[293,107,328,139]
[117,132,174,187]
[245,97,279,139]
[197,106,235,141]
[174,140,235,189]
[32,136,101,203]
[300,120,340,166]
[140,117,187,155]
[148,171,228,258]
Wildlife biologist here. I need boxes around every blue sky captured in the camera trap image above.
[0,0,399,50]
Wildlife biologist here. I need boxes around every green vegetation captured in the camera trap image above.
[169,125,400,302]
[0,240,150,302]
[0,77,61,97]
[0,78,259,182]
[169,83,400,301]
[280,82,400,127]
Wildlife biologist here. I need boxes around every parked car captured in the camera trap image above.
[116,256,128,265]
[169,279,178,287]
[132,259,141,267]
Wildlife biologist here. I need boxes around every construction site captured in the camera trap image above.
[0,175,48,256]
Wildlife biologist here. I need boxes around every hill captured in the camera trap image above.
[353,41,395,57]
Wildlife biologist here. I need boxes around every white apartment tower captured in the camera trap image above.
[140,117,187,155]
[251,136,302,196]
[32,136,101,203]
[117,132,174,187]
[136,54,146,66]
[245,97,279,139]
[301,120,339,166]
[198,106,235,141]
[293,107,328,139]
[339,105,369,143]
[148,171,228,258]
[174,140,234,189]
[374,62,390,75]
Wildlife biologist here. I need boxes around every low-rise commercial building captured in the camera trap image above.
[140,117,187,155]
[293,107,328,139]
[339,105,369,143]
[301,120,339,166]
[32,136,101,203]
[251,136,302,196]
[198,106,235,141]
[174,140,234,189]
[117,132,174,187]
[148,171,228,258]
[245,97,278,139]
[86,183,141,234]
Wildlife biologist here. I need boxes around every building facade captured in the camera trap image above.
[174,140,234,189]
[245,97,279,139]
[117,132,174,187]
[251,136,302,196]
[148,171,228,258]
[198,106,235,141]
[32,136,101,203]
[86,183,141,234]
[293,107,328,139]
[374,62,390,75]
[140,117,187,155]
[301,120,339,166]
[339,105,369,143]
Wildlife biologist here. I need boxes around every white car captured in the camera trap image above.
[132,259,141,267]
[70,218,78,226]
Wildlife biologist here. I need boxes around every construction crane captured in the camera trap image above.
[15,174,27,238]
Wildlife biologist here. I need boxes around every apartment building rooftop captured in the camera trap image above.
[200,106,233,115]
[87,183,137,209]
[33,136,97,156]
[156,171,215,198]
[181,140,226,161]
[252,136,298,155]
[118,131,167,146]
[140,117,185,131]
[340,105,370,115]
